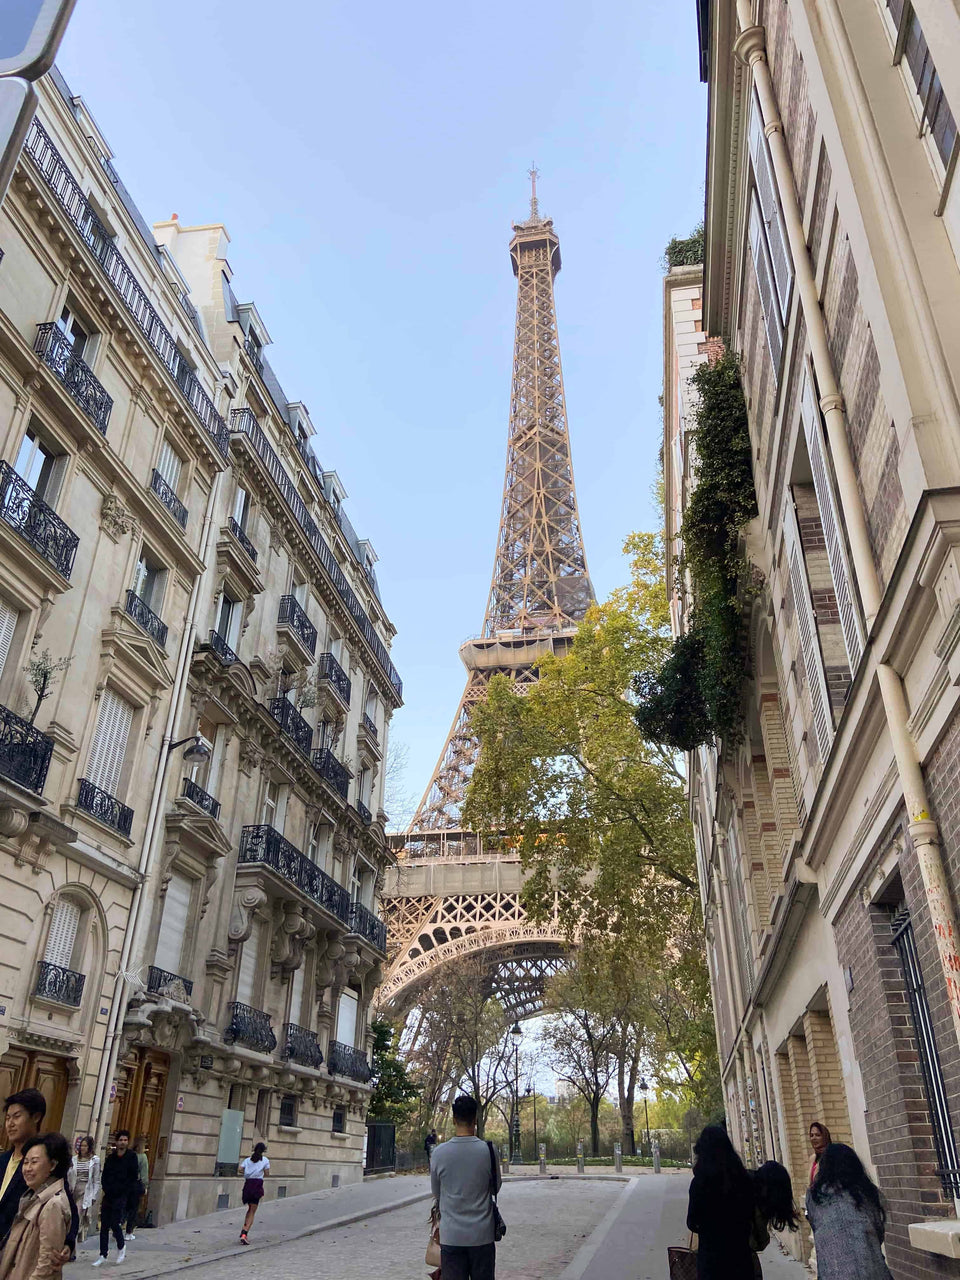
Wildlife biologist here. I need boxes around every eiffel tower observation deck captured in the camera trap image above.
[380,174,593,1017]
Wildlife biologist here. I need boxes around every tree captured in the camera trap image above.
[541,964,618,1155]
[384,739,417,831]
[368,1018,420,1126]
[22,650,71,725]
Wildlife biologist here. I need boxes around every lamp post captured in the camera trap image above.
[525,1084,537,1157]
[639,1077,651,1153]
[510,1022,522,1163]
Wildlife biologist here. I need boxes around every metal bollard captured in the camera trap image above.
[538,1142,546,1175]
[502,1145,510,1176]
[652,1137,661,1174]
[576,1139,584,1174]
[613,1142,622,1173]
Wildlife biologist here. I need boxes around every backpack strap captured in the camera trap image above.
[486,1140,499,1197]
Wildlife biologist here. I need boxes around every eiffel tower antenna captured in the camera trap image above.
[408,176,593,834]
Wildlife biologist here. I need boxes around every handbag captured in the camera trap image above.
[667,1232,698,1280]
[425,1201,441,1267]
[486,1141,506,1241]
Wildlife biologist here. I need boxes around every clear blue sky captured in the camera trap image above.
[56,0,706,815]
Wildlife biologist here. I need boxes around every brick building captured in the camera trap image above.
[669,0,960,1271]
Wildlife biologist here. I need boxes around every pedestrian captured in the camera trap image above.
[805,1143,893,1280]
[93,1130,139,1266]
[425,1130,438,1163]
[686,1125,755,1280]
[750,1161,799,1274]
[238,1142,269,1245]
[430,1095,502,1280]
[0,1133,72,1280]
[0,1090,48,1245]
[807,1122,831,1185]
[124,1140,148,1240]
[68,1137,100,1243]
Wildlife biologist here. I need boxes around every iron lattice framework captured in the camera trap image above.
[410,176,594,831]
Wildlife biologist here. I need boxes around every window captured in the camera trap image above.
[132,549,165,614]
[332,1105,346,1134]
[86,688,135,798]
[782,495,833,762]
[888,1,958,169]
[306,820,330,869]
[358,767,371,807]
[364,688,378,723]
[44,898,81,969]
[335,988,359,1047]
[260,780,281,829]
[246,330,263,365]
[14,428,63,504]
[747,93,793,376]
[293,579,308,609]
[279,1094,297,1128]
[155,873,191,975]
[0,598,17,684]
[215,592,242,649]
[254,1087,271,1136]
[289,963,305,1025]
[233,485,250,531]
[56,304,89,360]
[155,440,183,493]
[724,823,754,996]
[236,922,261,1006]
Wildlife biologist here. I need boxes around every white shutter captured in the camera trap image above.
[0,599,17,681]
[44,898,80,968]
[85,688,134,797]
[799,368,865,673]
[749,93,793,320]
[749,197,783,372]
[232,485,249,526]
[237,924,260,1007]
[335,989,359,1046]
[156,441,182,491]
[783,496,833,762]
[290,964,305,1025]
[155,873,191,973]
[725,824,754,991]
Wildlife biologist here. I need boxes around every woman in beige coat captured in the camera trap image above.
[0,1133,72,1280]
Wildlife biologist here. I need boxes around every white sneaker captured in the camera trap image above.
[92,1258,107,1267]
[125,1234,135,1241]
[116,1248,126,1264]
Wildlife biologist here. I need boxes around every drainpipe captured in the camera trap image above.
[90,470,222,1148]
[733,7,960,1055]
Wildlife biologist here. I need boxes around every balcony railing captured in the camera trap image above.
[0,461,79,579]
[348,901,387,952]
[35,961,85,1008]
[77,778,133,836]
[229,409,402,700]
[317,652,351,706]
[207,629,238,665]
[328,1041,372,1083]
[239,824,351,923]
[150,469,188,530]
[24,121,229,459]
[228,516,257,563]
[361,713,379,741]
[146,965,194,1000]
[224,1001,277,1054]
[125,589,168,648]
[356,800,373,826]
[244,334,264,377]
[268,696,313,757]
[311,747,350,800]
[181,777,221,820]
[34,324,112,433]
[0,704,53,794]
[278,595,317,656]
[282,1023,324,1069]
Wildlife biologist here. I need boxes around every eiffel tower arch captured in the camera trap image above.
[381,175,592,1019]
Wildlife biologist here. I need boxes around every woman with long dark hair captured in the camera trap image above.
[686,1126,756,1279]
[806,1143,892,1279]
[808,1122,831,1185]
[753,1161,800,1233]
[238,1142,269,1244]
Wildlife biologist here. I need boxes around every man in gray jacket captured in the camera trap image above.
[430,1095,502,1280]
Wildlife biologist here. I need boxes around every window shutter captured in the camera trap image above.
[724,824,754,992]
[156,441,182,491]
[237,924,260,1007]
[44,898,81,968]
[749,197,783,372]
[86,688,134,797]
[749,94,793,320]
[0,599,17,681]
[799,369,865,673]
[783,497,833,762]
[290,964,305,1026]
[155,873,191,974]
[335,989,359,1046]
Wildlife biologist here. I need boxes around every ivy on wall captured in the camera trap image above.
[663,224,705,269]
[635,351,758,751]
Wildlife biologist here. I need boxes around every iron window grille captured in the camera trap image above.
[34,323,112,433]
[347,901,387,953]
[0,460,79,579]
[228,516,257,563]
[268,696,313,757]
[207,629,238,665]
[150,469,188,530]
[317,652,351,706]
[279,1094,298,1128]
[891,906,960,1197]
[328,1041,372,1083]
[181,777,221,820]
[311,746,351,799]
[223,1001,277,1054]
[282,1024,324,1069]
[77,777,133,837]
[34,960,85,1007]
[146,965,194,1000]
[332,1105,346,1134]
[125,588,168,648]
[239,825,351,923]
[888,1,959,189]
[244,334,264,377]
[0,704,54,794]
[277,595,317,656]
[357,800,373,826]
[361,713,379,740]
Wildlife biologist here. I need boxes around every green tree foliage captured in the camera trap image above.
[368,1018,420,1126]
[663,224,705,269]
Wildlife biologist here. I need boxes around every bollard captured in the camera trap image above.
[538,1142,546,1175]
[576,1139,584,1174]
[652,1137,661,1175]
[613,1142,622,1173]
[502,1145,510,1176]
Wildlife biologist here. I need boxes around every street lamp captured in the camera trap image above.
[526,1083,538,1158]
[510,1022,522,1163]
[639,1077,651,1153]
[172,733,211,763]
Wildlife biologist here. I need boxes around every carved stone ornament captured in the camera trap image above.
[228,885,268,945]
[100,493,134,541]
[271,900,316,975]
[238,738,263,776]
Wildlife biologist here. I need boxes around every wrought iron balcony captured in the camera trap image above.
[125,589,168,648]
[311,747,350,800]
[244,334,264,377]
[77,777,134,837]
[181,776,221,820]
[361,713,379,741]
[34,324,112,433]
[239,825,351,923]
[328,1040,372,1083]
[150,469,188,530]
[0,461,79,579]
[277,595,317,657]
[269,696,312,757]
[0,704,53,794]
[146,965,193,1000]
[282,1023,325,1069]
[35,961,85,1008]
[228,516,257,563]
[317,652,351,706]
[348,901,387,953]
[224,1001,277,1054]
[357,800,373,826]
[207,629,238,665]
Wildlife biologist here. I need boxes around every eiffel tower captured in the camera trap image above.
[380,174,593,1019]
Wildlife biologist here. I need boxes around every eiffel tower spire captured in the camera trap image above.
[409,181,593,835]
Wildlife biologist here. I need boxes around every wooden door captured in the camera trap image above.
[109,1049,169,1176]
[0,1049,70,1147]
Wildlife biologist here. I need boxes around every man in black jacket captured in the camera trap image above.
[94,1130,140,1267]
[0,1088,45,1243]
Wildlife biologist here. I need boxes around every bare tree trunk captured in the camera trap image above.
[590,1094,601,1156]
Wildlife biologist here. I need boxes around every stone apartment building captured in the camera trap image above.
[0,67,399,1222]
[668,0,960,1272]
